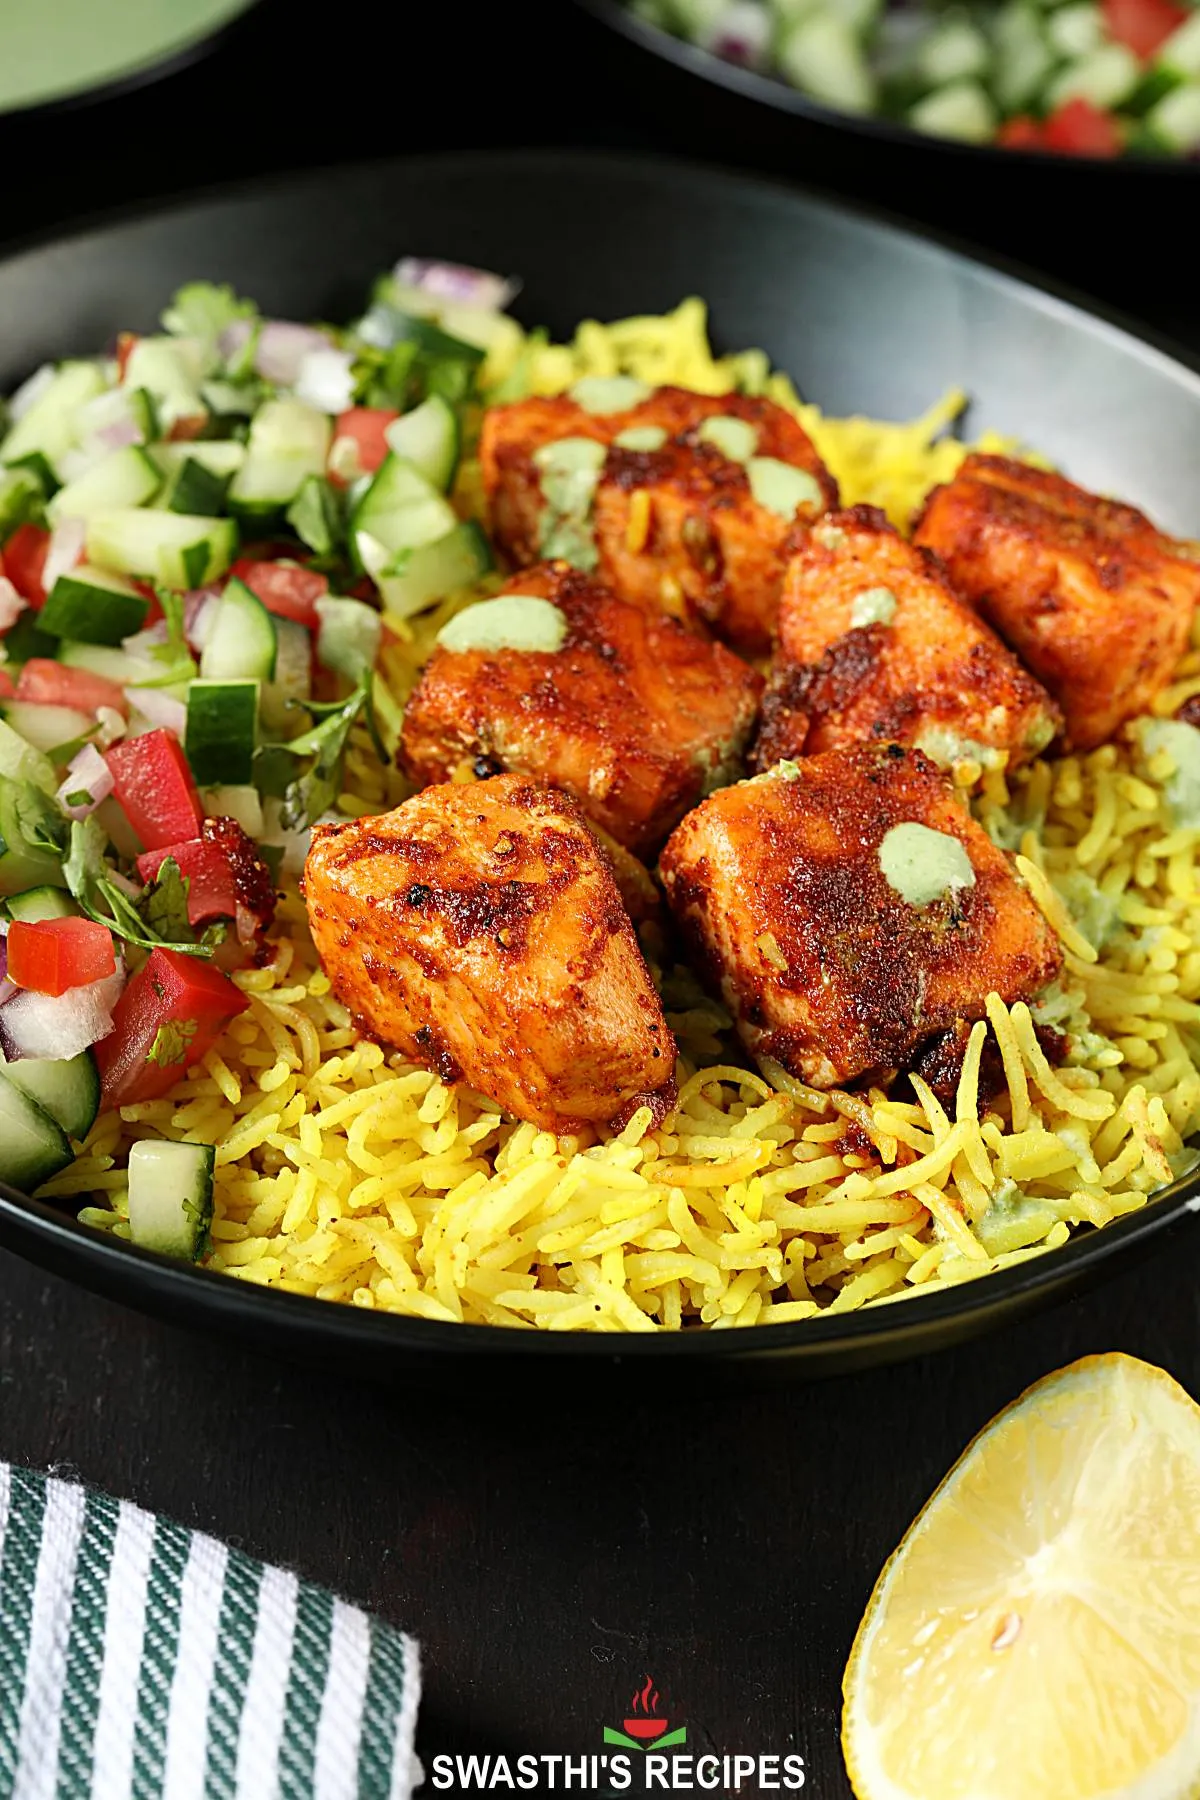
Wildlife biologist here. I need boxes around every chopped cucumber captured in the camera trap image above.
[1046,40,1141,107]
[260,616,311,735]
[1046,1,1102,56]
[40,566,150,645]
[2,885,78,922]
[1158,9,1200,80]
[121,337,205,430]
[47,445,161,524]
[151,440,246,480]
[384,395,460,491]
[0,1076,74,1192]
[86,510,237,589]
[0,1046,100,1140]
[350,452,457,571]
[1143,79,1200,148]
[199,578,277,682]
[992,1,1055,111]
[1,362,106,473]
[777,12,876,111]
[375,520,493,622]
[157,455,232,517]
[908,78,998,141]
[200,784,263,837]
[228,399,331,516]
[916,16,991,86]
[0,719,56,793]
[127,1139,214,1261]
[185,679,259,784]
[0,701,94,755]
[59,638,160,685]
[315,596,382,684]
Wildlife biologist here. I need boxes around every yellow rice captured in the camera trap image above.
[56,298,1200,1331]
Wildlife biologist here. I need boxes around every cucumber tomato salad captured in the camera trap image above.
[0,259,511,1260]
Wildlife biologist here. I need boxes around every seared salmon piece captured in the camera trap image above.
[754,507,1061,772]
[659,742,1061,1088]
[304,775,676,1133]
[479,394,609,572]
[479,383,836,653]
[400,562,763,858]
[914,454,1200,751]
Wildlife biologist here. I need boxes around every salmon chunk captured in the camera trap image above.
[914,454,1200,751]
[754,506,1061,772]
[304,776,676,1133]
[659,742,1061,1088]
[479,383,837,653]
[400,562,763,857]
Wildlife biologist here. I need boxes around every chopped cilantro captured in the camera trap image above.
[147,1019,198,1068]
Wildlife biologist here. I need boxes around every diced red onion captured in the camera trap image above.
[0,576,27,632]
[186,589,222,652]
[393,258,520,311]
[707,0,771,66]
[96,416,142,451]
[95,706,126,748]
[127,687,187,737]
[235,903,260,946]
[0,939,13,1009]
[43,517,86,595]
[55,743,113,819]
[292,347,356,414]
[8,363,56,422]
[106,870,142,900]
[217,318,254,363]
[0,963,125,1062]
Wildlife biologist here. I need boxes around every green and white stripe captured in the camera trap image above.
[0,1468,420,1800]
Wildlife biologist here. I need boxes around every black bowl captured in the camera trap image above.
[570,0,1199,329]
[0,149,1198,1380]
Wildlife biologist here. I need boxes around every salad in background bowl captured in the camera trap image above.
[621,0,1200,153]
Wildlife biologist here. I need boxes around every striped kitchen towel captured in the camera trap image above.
[0,1464,421,1800]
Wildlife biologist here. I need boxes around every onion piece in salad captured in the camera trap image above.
[55,743,114,820]
[392,258,520,312]
[0,963,125,1062]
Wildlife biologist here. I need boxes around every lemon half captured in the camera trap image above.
[843,1354,1200,1800]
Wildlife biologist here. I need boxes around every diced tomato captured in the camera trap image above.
[3,524,52,608]
[1042,98,1123,157]
[8,917,116,997]
[116,332,139,381]
[0,670,14,700]
[105,728,204,851]
[229,559,329,630]
[997,114,1047,149]
[1102,0,1186,58]
[136,837,239,925]
[15,658,129,718]
[94,946,248,1108]
[328,407,399,488]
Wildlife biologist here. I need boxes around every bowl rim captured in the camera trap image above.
[573,0,1200,175]
[0,0,263,125]
[0,143,1198,1361]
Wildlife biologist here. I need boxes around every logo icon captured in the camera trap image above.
[603,1677,687,1752]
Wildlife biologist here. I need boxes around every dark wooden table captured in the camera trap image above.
[2,6,1199,1794]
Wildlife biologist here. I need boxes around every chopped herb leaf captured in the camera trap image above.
[147,1018,198,1068]
[161,281,257,348]
[141,856,192,941]
[63,789,93,809]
